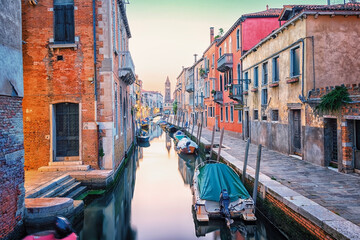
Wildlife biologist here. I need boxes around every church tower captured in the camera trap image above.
[165,76,171,102]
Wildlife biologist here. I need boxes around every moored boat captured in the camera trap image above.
[174,130,186,142]
[177,138,198,154]
[137,129,150,142]
[192,161,256,226]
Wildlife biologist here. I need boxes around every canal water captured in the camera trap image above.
[78,124,287,240]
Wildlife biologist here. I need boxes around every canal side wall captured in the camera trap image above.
[180,124,360,240]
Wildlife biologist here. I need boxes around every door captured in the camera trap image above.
[292,110,301,155]
[244,111,250,139]
[324,118,338,167]
[354,120,360,171]
[55,103,79,157]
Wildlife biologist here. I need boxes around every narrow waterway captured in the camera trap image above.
[78,124,287,240]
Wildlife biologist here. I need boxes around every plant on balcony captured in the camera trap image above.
[315,86,351,114]
[211,90,216,95]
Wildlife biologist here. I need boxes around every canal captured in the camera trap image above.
[78,124,287,240]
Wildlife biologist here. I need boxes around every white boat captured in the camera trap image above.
[192,161,256,226]
[177,138,198,154]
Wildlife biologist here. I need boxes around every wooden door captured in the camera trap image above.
[292,110,301,154]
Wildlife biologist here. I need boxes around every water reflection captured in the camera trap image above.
[78,125,286,240]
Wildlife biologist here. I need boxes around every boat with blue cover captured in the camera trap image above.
[192,161,256,226]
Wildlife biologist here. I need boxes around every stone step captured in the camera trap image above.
[49,161,83,166]
[56,156,80,161]
[57,182,82,198]
[66,186,87,199]
[38,165,90,172]
[38,178,76,198]
[26,175,71,198]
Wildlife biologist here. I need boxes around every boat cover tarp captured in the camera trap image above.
[198,163,250,202]
[177,138,198,149]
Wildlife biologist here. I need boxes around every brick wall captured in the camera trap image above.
[0,96,25,239]
[22,0,98,169]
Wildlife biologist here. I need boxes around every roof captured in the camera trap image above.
[217,8,282,46]
[279,3,360,21]
[118,0,132,38]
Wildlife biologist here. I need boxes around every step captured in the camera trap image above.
[49,161,83,166]
[57,182,82,197]
[26,175,71,198]
[66,186,87,199]
[38,165,90,172]
[56,156,80,161]
[38,178,76,198]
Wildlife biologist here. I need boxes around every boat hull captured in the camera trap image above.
[179,146,196,154]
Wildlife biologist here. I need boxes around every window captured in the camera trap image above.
[212,78,215,91]
[212,54,215,68]
[271,109,279,121]
[291,46,300,76]
[244,72,249,91]
[112,0,116,50]
[262,62,268,85]
[254,110,258,120]
[221,107,223,121]
[238,110,242,123]
[229,37,232,54]
[230,106,234,122]
[254,67,258,88]
[225,106,229,122]
[261,88,268,105]
[236,29,240,50]
[237,64,241,83]
[219,47,222,57]
[272,56,279,82]
[262,113,267,121]
[207,59,210,72]
[220,75,223,91]
[54,0,74,43]
[114,83,118,135]
[224,42,227,54]
[228,69,233,85]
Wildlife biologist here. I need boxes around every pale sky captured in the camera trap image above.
[127,0,328,96]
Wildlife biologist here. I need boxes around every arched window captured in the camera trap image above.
[219,47,222,57]
[237,64,241,84]
[220,75,223,91]
[236,29,240,50]
[229,37,232,53]
[224,42,227,54]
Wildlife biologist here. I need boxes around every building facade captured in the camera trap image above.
[141,90,163,117]
[0,0,25,239]
[241,3,360,171]
[22,0,135,171]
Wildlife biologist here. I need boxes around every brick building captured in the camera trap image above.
[0,0,25,239]
[22,0,135,171]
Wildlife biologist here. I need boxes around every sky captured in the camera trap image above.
[127,0,328,95]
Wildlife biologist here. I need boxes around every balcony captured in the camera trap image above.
[213,91,223,104]
[186,83,194,92]
[228,84,243,102]
[119,51,135,85]
[217,53,233,72]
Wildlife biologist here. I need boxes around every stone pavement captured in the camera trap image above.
[191,125,360,227]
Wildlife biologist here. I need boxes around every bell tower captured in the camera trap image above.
[165,76,171,102]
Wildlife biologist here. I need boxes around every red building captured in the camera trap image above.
[213,7,282,137]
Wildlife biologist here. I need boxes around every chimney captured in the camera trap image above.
[210,27,214,43]
[194,54,198,63]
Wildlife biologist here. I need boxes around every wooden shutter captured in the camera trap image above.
[54,5,65,42]
[65,5,75,43]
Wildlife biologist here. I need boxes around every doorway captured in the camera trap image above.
[354,120,360,172]
[55,103,79,159]
[324,118,338,167]
[291,110,301,155]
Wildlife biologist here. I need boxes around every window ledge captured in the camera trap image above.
[49,43,77,49]
[269,82,279,88]
[251,88,258,92]
[243,91,248,95]
[286,76,300,84]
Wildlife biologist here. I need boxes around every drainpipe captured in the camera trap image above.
[93,0,97,99]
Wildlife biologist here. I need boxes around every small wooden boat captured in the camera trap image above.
[174,130,186,142]
[192,161,256,226]
[177,138,198,154]
[137,129,149,142]
[23,217,77,240]
[168,125,177,133]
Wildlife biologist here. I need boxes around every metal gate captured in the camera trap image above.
[292,110,301,154]
[330,119,338,163]
[56,103,79,157]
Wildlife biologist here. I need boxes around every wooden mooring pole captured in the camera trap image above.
[197,123,203,145]
[216,127,225,162]
[209,126,216,159]
[242,139,251,184]
[252,144,262,212]
[191,115,195,137]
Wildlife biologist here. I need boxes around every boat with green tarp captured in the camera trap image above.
[192,161,256,226]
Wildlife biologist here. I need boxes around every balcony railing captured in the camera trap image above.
[119,51,135,85]
[228,84,243,102]
[186,82,194,92]
[217,53,233,72]
[213,91,223,104]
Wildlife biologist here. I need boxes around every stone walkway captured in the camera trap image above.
[191,125,360,227]
[25,170,66,196]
